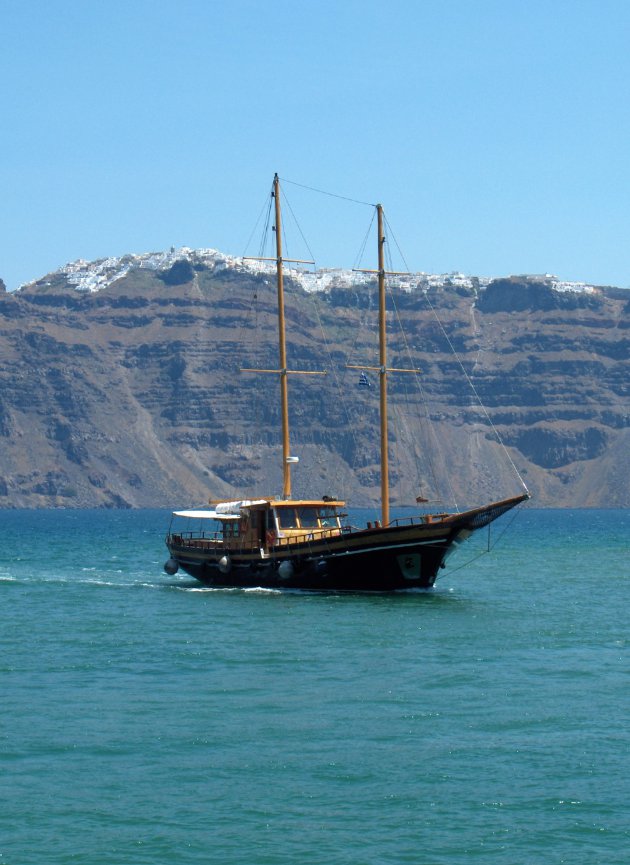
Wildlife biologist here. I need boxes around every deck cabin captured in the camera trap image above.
[207,498,347,550]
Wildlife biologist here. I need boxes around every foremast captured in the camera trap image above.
[242,174,323,499]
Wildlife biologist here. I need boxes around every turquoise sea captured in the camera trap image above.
[1,508,629,865]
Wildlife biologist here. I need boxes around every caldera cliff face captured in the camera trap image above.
[0,254,628,508]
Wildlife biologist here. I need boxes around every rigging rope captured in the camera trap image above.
[259,194,273,260]
[255,181,363,501]
[486,496,525,549]
[242,187,274,259]
[280,176,376,208]
[424,291,528,495]
[435,501,526,581]
[353,209,376,271]
[231,180,277,497]
[281,188,319,267]
[381,215,459,509]
[383,213,529,497]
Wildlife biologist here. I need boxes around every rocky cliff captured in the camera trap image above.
[0,252,628,508]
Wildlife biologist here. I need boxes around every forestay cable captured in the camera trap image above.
[384,214,529,497]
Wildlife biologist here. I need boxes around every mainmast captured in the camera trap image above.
[350,204,420,526]
[273,174,293,499]
[376,204,390,527]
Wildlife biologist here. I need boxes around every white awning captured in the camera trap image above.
[172,509,239,520]
[214,499,269,514]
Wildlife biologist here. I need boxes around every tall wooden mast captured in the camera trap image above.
[350,204,420,525]
[241,174,321,501]
[376,204,390,527]
[273,173,293,498]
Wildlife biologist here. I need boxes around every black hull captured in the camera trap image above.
[166,494,527,592]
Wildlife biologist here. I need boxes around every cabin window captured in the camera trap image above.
[275,506,340,530]
[276,508,298,529]
[319,507,339,527]
[222,522,239,539]
[296,507,319,528]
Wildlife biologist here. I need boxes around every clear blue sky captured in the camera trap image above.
[2,0,630,290]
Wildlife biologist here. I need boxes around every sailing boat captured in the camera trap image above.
[164,175,529,591]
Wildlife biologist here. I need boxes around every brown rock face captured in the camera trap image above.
[0,263,628,508]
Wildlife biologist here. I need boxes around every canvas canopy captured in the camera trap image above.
[172,510,239,520]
